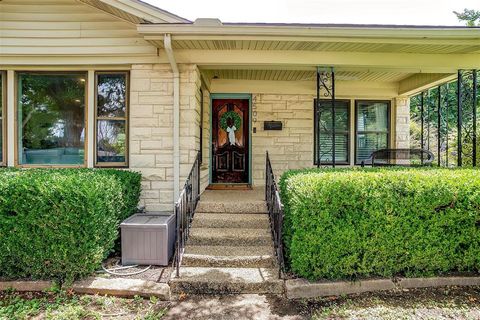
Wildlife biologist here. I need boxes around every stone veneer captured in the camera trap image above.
[251,94,315,184]
[129,64,201,212]
[395,97,410,149]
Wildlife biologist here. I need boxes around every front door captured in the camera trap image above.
[211,98,250,184]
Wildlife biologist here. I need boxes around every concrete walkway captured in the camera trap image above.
[164,294,303,320]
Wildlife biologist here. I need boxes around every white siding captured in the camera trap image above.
[0,0,156,57]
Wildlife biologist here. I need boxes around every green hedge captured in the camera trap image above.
[93,169,142,222]
[0,168,141,282]
[280,168,480,280]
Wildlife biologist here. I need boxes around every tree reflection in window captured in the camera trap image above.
[17,73,86,165]
[96,73,128,165]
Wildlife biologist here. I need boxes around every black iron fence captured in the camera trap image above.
[410,69,479,167]
[265,151,285,278]
[174,151,201,277]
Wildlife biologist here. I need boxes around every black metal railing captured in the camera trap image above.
[265,151,285,278]
[174,151,201,277]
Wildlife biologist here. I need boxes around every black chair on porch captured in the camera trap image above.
[361,148,435,167]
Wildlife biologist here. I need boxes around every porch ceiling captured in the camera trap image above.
[147,39,480,54]
[201,68,414,82]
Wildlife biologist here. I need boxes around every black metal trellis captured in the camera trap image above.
[439,83,451,167]
[314,67,336,167]
[437,86,441,167]
[411,69,478,167]
[420,93,424,151]
[474,71,478,166]
[458,69,478,167]
[457,70,463,166]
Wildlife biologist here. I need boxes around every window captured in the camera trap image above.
[314,99,350,165]
[17,72,87,166]
[355,100,390,164]
[0,72,5,166]
[95,72,128,167]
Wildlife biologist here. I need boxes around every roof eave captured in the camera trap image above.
[137,23,480,40]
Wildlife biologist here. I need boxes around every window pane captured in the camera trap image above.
[357,133,388,162]
[319,133,348,163]
[97,120,126,163]
[315,100,350,164]
[18,73,86,165]
[97,74,126,117]
[357,102,389,132]
[319,104,349,131]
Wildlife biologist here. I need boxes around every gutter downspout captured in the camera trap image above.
[164,34,180,205]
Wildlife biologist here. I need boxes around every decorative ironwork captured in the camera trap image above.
[265,151,285,279]
[315,67,336,167]
[410,69,479,167]
[174,151,201,277]
[458,69,478,166]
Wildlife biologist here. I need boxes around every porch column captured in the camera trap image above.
[87,70,95,168]
[6,70,15,167]
[395,97,410,149]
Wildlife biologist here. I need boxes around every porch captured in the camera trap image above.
[126,20,480,211]
[196,67,474,190]
[171,65,479,292]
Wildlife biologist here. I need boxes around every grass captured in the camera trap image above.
[308,286,480,320]
[0,289,169,320]
[2,286,480,319]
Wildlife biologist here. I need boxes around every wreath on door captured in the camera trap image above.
[219,111,242,132]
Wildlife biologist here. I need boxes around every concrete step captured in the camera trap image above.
[192,213,270,229]
[182,245,276,268]
[196,200,267,214]
[188,228,272,246]
[170,267,283,295]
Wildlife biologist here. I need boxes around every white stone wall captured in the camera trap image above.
[251,94,314,184]
[200,86,211,191]
[129,64,201,212]
[395,97,410,149]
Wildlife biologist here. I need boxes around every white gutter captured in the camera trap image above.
[164,34,180,205]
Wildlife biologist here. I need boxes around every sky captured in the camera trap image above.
[145,0,478,26]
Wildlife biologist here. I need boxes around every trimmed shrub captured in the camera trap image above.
[94,169,142,221]
[0,168,141,282]
[280,167,480,280]
[94,169,142,253]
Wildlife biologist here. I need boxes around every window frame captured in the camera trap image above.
[354,100,391,165]
[94,71,129,168]
[15,71,89,168]
[0,71,6,166]
[314,98,351,165]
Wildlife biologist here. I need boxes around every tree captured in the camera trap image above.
[20,74,85,150]
[453,9,480,26]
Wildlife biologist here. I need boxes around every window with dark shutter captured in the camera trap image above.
[314,99,350,165]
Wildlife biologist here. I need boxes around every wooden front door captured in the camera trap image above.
[212,98,250,184]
